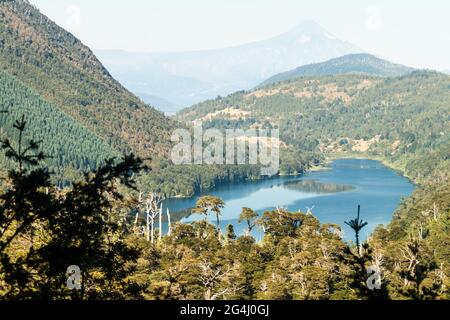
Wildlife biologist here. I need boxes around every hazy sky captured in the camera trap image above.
[29,0,450,70]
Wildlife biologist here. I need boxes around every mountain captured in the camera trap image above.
[0,0,176,161]
[0,0,276,198]
[95,20,363,112]
[178,71,450,182]
[259,54,415,87]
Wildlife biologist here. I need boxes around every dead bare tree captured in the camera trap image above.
[432,202,440,221]
[144,192,164,244]
[134,191,143,228]
[167,208,172,236]
[198,260,231,300]
[434,263,447,295]
[400,238,420,287]
[159,203,163,242]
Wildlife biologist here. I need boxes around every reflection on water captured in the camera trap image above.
[282,180,354,194]
[162,159,415,241]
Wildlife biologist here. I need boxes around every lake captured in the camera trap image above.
[163,159,415,241]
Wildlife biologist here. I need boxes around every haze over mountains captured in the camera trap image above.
[95,20,363,113]
[259,53,415,87]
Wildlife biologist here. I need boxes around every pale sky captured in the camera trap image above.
[29,0,450,70]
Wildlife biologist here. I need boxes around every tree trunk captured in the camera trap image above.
[216,214,221,240]
[167,208,171,236]
[151,218,155,244]
[356,232,361,257]
[146,212,150,242]
[134,212,139,227]
[159,204,163,241]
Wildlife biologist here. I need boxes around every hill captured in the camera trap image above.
[178,71,450,182]
[259,54,415,87]
[96,20,363,111]
[0,0,176,159]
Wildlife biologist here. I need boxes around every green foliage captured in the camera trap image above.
[0,116,147,299]
[175,71,450,300]
[0,0,176,160]
[371,172,450,300]
[137,161,263,198]
[178,71,450,184]
[193,195,225,231]
[0,116,446,300]
[345,205,368,253]
[0,70,119,176]
[239,207,258,234]
[0,1,447,301]
[225,224,237,241]
[0,1,278,196]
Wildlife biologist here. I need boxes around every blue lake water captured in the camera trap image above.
[163,159,415,241]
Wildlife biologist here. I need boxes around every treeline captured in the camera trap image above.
[135,206,448,300]
[136,149,322,198]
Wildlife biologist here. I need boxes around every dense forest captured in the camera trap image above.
[0,69,119,178]
[178,71,450,183]
[0,118,447,299]
[0,0,175,159]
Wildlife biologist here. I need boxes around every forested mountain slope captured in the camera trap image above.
[0,0,176,158]
[259,54,415,87]
[178,71,450,182]
[0,0,282,198]
[0,69,119,174]
[0,0,305,197]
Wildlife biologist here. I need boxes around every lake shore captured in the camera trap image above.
[165,159,415,241]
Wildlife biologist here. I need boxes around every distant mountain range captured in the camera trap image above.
[95,20,363,112]
[136,93,178,115]
[259,54,415,87]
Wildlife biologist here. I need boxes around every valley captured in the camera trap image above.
[0,0,448,301]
